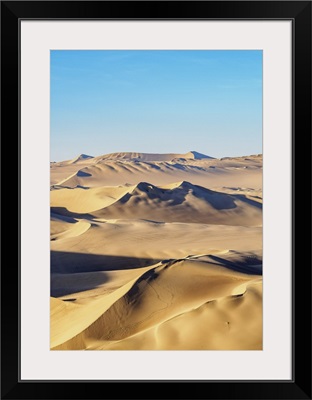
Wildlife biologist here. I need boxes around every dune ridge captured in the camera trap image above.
[92,150,214,162]
[51,255,261,350]
[50,152,262,188]
[51,180,262,226]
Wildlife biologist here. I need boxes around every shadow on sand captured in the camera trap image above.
[51,250,161,274]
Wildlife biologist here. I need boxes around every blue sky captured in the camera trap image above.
[50,50,262,161]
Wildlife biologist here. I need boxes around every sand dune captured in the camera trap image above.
[50,213,76,236]
[51,153,94,165]
[50,219,262,274]
[92,150,214,162]
[51,181,262,226]
[51,220,91,241]
[51,256,262,350]
[50,184,133,213]
[68,153,94,164]
[92,181,262,226]
[96,280,262,350]
[50,151,262,350]
[50,152,262,188]
[50,273,143,348]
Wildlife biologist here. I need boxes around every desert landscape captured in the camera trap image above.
[50,150,262,350]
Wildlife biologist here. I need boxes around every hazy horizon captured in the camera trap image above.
[51,148,263,163]
[51,50,262,161]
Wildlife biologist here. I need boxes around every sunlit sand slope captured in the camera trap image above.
[51,256,262,350]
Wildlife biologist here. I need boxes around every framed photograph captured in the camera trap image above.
[1,1,311,399]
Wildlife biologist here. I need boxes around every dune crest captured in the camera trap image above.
[51,256,261,350]
[51,180,262,226]
[51,153,262,189]
[92,150,214,163]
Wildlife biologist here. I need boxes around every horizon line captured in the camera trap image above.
[50,150,263,163]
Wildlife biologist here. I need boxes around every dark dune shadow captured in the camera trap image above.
[51,250,162,274]
[77,170,92,177]
[139,219,165,224]
[208,255,262,275]
[69,185,91,190]
[51,212,77,224]
[143,162,161,170]
[170,163,187,171]
[190,151,214,160]
[51,207,94,220]
[231,194,262,209]
[190,185,237,210]
[51,270,110,297]
[76,185,90,190]
[51,185,90,190]
[118,193,132,204]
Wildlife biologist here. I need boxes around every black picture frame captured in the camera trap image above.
[1,1,311,399]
